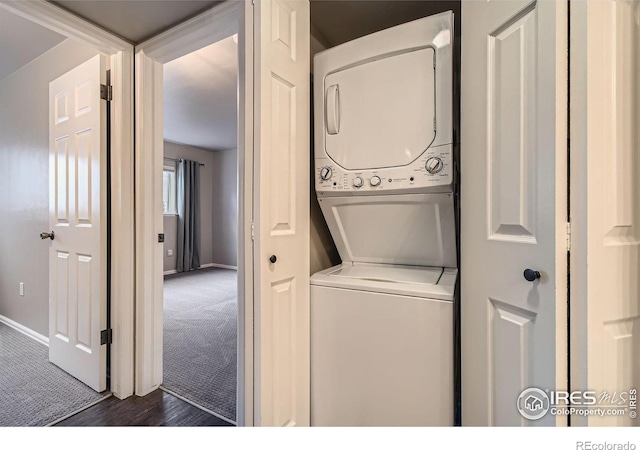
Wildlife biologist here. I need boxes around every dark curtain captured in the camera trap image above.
[176,159,200,272]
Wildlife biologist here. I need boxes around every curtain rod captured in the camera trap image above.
[163,156,205,167]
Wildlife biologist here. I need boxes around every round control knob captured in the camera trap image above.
[425,157,444,174]
[370,175,381,187]
[320,166,332,181]
[352,177,364,188]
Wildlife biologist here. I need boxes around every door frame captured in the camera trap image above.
[569,1,590,426]
[134,1,254,426]
[0,0,135,398]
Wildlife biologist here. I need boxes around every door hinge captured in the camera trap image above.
[251,222,255,240]
[100,328,112,345]
[566,222,572,252]
[100,83,112,101]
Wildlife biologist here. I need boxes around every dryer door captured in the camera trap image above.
[324,48,436,170]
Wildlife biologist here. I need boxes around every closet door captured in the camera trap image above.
[254,0,311,426]
[571,0,640,427]
[461,1,568,425]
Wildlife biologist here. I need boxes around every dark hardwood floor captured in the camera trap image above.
[55,389,234,427]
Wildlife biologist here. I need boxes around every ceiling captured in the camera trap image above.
[52,0,222,43]
[0,8,66,81]
[310,1,459,48]
[163,35,238,151]
[48,1,459,47]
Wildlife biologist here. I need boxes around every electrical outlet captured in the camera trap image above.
[19,282,24,297]
[167,249,173,257]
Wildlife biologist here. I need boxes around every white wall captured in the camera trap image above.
[0,39,100,336]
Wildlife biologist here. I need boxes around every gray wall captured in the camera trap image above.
[211,148,238,267]
[163,142,238,272]
[163,214,179,272]
[310,29,341,275]
[0,39,100,336]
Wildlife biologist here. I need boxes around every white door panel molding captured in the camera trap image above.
[461,0,568,426]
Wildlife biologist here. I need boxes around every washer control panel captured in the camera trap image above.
[425,156,444,174]
[316,144,453,194]
[320,166,332,180]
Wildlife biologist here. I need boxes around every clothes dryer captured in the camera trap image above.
[314,11,454,197]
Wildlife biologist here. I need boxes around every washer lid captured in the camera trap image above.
[311,263,458,301]
[318,193,457,268]
[324,47,436,170]
[327,264,443,285]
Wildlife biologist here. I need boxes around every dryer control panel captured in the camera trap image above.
[315,144,453,195]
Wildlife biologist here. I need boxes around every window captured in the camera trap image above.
[163,165,177,215]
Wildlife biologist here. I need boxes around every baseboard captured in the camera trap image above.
[200,263,238,271]
[0,314,49,346]
[164,263,237,277]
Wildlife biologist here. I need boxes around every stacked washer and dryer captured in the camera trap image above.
[310,12,456,426]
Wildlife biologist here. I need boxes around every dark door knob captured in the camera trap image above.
[269,255,277,264]
[40,231,55,240]
[523,269,541,282]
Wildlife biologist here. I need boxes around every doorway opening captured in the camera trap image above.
[158,36,239,424]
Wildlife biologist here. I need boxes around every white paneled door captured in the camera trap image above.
[577,0,640,427]
[49,55,108,392]
[461,1,567,425]
[254,0,310,426]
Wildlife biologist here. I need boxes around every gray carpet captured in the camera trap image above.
[0,322,106,427]
[163,267,237,422]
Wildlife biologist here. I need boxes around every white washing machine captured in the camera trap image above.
[311,11,456,426]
